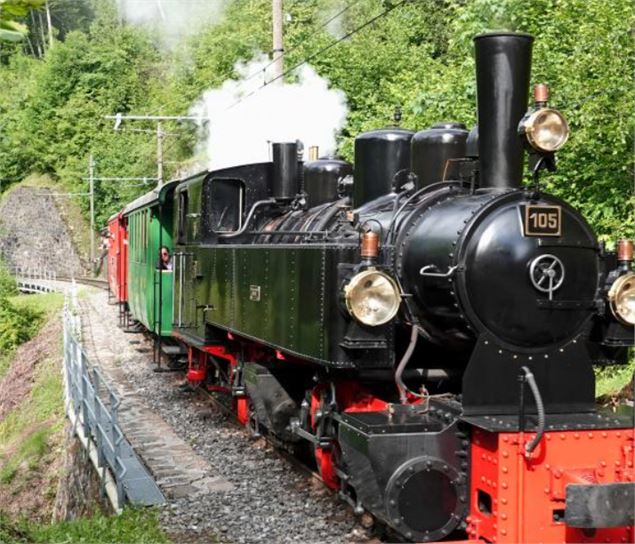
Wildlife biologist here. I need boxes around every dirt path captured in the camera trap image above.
[78,293,233,500]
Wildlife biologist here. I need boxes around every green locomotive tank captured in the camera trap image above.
[170,160,380,369]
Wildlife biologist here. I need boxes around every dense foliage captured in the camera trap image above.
[0,263,40,354]
[0,0,632,237]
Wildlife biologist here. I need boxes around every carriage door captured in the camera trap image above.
[174,188,198,329]
[174,189,188,328]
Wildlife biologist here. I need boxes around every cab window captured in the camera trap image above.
[177,190,188,244]
[202,178,244,236]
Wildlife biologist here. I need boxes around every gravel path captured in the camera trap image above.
[80,290,371,544]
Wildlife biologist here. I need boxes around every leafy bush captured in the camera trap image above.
[0,265,17,298]
[0,303,41,355]
[0,263,44,356]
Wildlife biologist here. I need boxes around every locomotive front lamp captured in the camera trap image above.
[344,270,401,326]
[608,272,635,326]
[521,108,569,153]
[519,83,569,154]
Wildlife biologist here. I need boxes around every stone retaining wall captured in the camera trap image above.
[0,186,85,277]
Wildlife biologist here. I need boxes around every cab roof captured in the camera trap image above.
[122,178,183,216]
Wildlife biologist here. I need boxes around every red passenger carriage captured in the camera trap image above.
[106,211,128,304]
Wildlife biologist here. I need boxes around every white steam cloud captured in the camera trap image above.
[116,0,227,46]
[191,55,348,171]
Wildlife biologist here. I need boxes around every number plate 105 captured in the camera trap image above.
[523,205,562,237]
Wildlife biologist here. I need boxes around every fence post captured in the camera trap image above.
[92,368,105,468]
[79,352,90,439]
[110,388,125,506]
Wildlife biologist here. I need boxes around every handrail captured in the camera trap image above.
[62,288,165,511]
[9,265,59,294]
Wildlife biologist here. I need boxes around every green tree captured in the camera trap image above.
[0,0,632,239]
[0,0,45,41]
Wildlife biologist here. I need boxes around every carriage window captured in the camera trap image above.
[135,215,140,261]
[177,190,188,244]
[140,212,143,252]
[142,211,147,261]
[203,178,244,235]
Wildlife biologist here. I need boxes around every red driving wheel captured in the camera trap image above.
[310,385,341,490]
[314,443,341,490]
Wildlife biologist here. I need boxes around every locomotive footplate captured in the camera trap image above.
[565,482,635,528]
[461,405,634,432]
[337,400,469,542]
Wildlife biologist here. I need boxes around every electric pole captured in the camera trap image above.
[89,154,95,264]
[105,114,208,187]
[272,0,284,85]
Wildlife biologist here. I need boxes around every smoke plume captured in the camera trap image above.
[190,55,348,171]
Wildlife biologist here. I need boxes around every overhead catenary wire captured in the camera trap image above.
[227,0,410,111]
[195,0,362,90]
[241,0,363,84]
[34,192,91,197]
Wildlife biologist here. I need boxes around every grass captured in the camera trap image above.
[0,352,13,381]
[9,292,65,319]
[0,346,64,448]
[0,428,51,484]
[596,355,635,399]
[0,508,171,544]
[0,354,64,487]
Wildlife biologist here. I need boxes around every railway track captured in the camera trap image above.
[57,276,109,289]
[74,288,366,542]
[197,385,325,480]
[195,380,382,535]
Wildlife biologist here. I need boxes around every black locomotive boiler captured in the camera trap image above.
[162,32,634,542]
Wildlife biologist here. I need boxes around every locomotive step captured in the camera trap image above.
[161,344,187,356]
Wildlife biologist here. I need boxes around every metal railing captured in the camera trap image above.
[62,286,165,511]
[10,266,59,294]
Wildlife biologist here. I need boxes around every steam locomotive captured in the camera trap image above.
[108,32,635,542]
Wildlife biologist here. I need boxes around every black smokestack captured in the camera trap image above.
[272,142,299,199]
[474,32,533,189]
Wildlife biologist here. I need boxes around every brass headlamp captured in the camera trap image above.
[608,272,635,326]
[519,84,570,153]
[344,269,401,327]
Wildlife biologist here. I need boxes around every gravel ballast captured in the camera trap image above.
[80,290,372,543]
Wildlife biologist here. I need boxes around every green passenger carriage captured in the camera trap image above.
[123,180,179,338]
